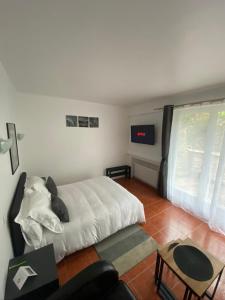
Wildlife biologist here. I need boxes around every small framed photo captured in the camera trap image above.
[66,115,77,127]
[89,117,99,128]
[79,116,89,127]
[6,123,19,175]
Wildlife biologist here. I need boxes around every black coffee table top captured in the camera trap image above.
[173,245,214,281]
[158,238,225,297]
[5,244,58,300]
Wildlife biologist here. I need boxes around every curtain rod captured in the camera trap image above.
[154,97,225,111]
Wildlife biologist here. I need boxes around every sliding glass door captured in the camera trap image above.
[167,103,225,234]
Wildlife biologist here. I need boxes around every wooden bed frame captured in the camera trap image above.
[8,172,27,257]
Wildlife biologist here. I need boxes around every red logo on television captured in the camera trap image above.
[137,132,146,137]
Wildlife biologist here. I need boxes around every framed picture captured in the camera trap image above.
[66,115,77,127]
[78,116,89,127]
[6,123,19,175]
[89,117,99,128]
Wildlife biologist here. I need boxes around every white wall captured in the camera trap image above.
[17,93,128,184]
[127,84,225,186]
[128,111,162,164]
[128,111,162,188]
[128,83,225,115]
[0,62,22,299]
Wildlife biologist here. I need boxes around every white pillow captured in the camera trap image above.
[30,207,63,233]
[21,218,43,249]
[32,182,50,196]
[25,176,45,189]
[26,191,63,233]
[15,192,43,248]
[15,190,63,249]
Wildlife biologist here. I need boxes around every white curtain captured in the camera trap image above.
[167,103,225,235]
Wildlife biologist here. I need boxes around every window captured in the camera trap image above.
[168,103,225,234]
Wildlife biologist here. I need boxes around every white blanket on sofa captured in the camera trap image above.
[26,176,145,262]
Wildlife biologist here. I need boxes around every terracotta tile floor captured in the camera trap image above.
[57,178,225,299]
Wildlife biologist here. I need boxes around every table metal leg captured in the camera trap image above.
[183,287,189,300]
[187,290,192,300]
[154,252,160,284]
[183,287,194,300]
[210,270,223,300]
[157,257,164,293]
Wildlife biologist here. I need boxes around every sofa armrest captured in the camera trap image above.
[47,260,119,300]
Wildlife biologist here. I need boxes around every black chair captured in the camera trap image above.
[47,260,137,300]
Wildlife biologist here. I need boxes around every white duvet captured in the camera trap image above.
[26,176,145,262]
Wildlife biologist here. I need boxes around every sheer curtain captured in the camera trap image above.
[167,103,225,235]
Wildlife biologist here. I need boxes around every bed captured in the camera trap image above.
[8,173,145,262]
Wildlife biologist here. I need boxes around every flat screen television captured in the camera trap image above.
[131,125,155,145]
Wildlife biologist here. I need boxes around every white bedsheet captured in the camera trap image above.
[26,176,145,262]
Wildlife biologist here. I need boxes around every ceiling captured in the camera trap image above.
[0,0,225,105]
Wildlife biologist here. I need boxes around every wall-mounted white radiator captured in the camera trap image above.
[131,157,160,189]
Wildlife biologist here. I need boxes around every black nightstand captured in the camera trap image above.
[5,244,59,300]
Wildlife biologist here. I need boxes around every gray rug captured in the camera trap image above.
[95,224,158,276]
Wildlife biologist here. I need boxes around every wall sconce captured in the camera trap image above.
[0,138,13,154]
[17,133,25,141]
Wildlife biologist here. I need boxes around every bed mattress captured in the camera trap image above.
[26,176,145,262]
